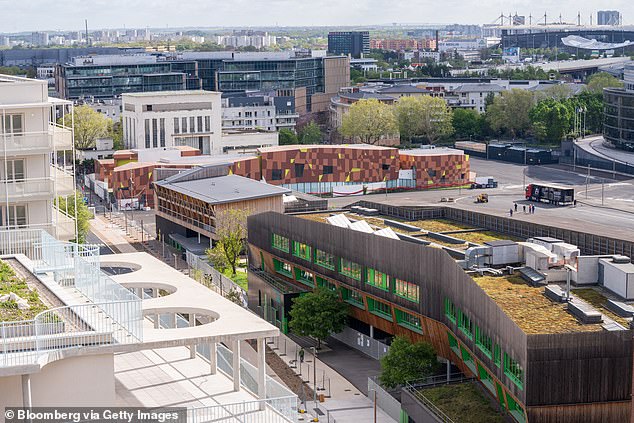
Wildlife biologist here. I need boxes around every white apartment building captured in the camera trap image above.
[0,75,76,241]
[450,83,505,113]
[222,97,298,132]
[122,91,222,155]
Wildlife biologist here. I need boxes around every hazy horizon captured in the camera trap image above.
[0,0,632,33]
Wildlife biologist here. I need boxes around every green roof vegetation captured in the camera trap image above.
[0,260,48,321]
[571,288,630,328]
[418,382,505,423]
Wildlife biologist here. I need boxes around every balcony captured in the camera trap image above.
[0,178,54,202]
[52,208,76,241]
[0,125,73,155]
[52,166,75,196]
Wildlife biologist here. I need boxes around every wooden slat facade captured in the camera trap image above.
[247,212,633,423]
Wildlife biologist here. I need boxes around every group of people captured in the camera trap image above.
[509,203,536,217]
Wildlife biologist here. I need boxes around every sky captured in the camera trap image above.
[0,0,632,32]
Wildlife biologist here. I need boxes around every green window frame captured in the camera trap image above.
[477,363,496,395]
[314,249,335,270]
[475,326,493,359]
[271,233,289,253]
[292,241,311,261]
[506,395,526,423]
[341,287,364,309]
[494,345,501,368]
[444,298,456,323]
[460,346,477,373]
[457,310,473,339]
[294,268,314,287]
[273,258,292,277]
[395,309,423,333]
[367,297,392,321]
[340,258,362,281]
[447,331,460,355]
[366,268,388,291]
[504,353,524,390]
[394,279,419,302]
[316,276,337,292]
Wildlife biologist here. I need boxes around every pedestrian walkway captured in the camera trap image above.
[91,214,137,253]
[269,333,396,423]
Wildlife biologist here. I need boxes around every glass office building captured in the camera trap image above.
[327,31,370,58]
[603,65,634,151]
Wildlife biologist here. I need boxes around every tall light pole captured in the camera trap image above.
[311,346,317,405]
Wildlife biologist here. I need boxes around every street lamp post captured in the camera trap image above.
[310,347,317,404]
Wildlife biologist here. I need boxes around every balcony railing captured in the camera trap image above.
[0,124,73,154]
[0,178,54,201]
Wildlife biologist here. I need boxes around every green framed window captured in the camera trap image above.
[341,287,364,309]
[444,298,456,323]
[366,268,388,290]
[477,363,496,395]
[292,241,311,261]
[447,331,460,355]
[273,258,292,277]
[460,346,476,373]
[506,395,526,423]
[494,345,501,368]
[475,326,493,359]
[316,276,337,292]
[457,310,473,339]
[340,258,362,280]
[314,249,335,270]
[271,233,289,253]
[367,297,392,321]
[395,309,422,333]
[294,268,314,287]
[394,279,419,302]
[504,353,524,390]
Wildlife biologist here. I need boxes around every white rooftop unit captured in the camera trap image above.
[349,220,375,234]
[599,256,634,300]
[326,213,352,228]
[520,242,558,272]
[374,227,400,240]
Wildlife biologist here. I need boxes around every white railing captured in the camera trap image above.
[0,178,54,201]
[188,396,297,423]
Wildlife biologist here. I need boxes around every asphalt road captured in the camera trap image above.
[329,157,634,240]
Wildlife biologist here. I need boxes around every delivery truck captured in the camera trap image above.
[525,184,574,205]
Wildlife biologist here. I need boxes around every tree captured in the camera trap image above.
[55,192,93,244]
[529,100,572,144]
[225,289,244,306]
[205,209,247,276]
[397,96,453,144]
[298,121,322,144]
[288,288,348,348]
[452,109,481,139]
[278,128,298,145]
[59,105,110,150]
[486,89,535,138]
[340,98,398,145]
[534,84,575,102]
[585,72,624,94]
[206,243,229,273]
[379,336,438,389]
[108,116,124,150]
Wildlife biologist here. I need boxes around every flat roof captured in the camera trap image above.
[159,174,290,205]
[259,144,396,153]
[399,147,465,156]
[122,90,220,97]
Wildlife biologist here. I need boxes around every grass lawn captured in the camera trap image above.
[0,260,48,321]
[222,268,248,291]
[419,382,505,423]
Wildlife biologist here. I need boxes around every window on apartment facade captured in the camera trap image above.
[4,205,27,228]
[292,241,311,261]
[339,258,361,280]
[160,118,165,147]
[294,163,305,178]
[444,298,457,323]
[197,116,203,133]
[144,119,151,148]
[5,159,25,181]
[189,117,195,133]
[395,309,422,333]
[205,116,211,132]
[394,279,419,302]
[174,117,180,134]
[504,353,524,389]
[2,114,23,134]
[316,276,336,292]
[475,326,493,358]
[294,268,314,287]
[273,258,292,277]
[458,310,473,339]
[271,233,290,253]
[182,117,188,133]
[271,169,283,180]
[366,268,388,291]
[341,287,364,308]
[382,164,390,171]
[323,165,333,175]
[367,298,392,321]
[152,119,158,148]
[314,249,335,270]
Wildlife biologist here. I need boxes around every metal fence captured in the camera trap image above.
[330,326,390,360]
[367,376,402,422]
[186,251,248,307]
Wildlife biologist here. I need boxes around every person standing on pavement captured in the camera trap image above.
[523,205,526,213]
[509,208,513,217]
[514,203,518,212]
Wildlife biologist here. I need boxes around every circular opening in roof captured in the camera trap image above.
[100,262,142,276]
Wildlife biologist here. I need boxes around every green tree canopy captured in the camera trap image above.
[59,105,110,150]
[529,100,573,144]
[452,108,482,139]
[55,192,92,244]
[379,336,439,389]
[298,121,322,144]
[278,128,299,145]
[585,72,624,94]
[393,96,453,143]
[205,209,247,276]
[486,89,535,138]
[288,288,348,348]
[340,98,398,145]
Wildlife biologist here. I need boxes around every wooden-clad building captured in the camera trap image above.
[247,212,633,423]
